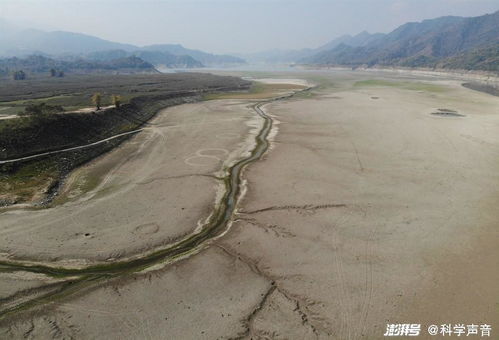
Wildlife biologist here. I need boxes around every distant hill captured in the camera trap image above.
[86,50,130,61]
[0,20,244,68]
[316,31,386,52]
[301,11,499,72]
[237,48,315,64]
[87,49,204,68]
[241,31,385,64]
[0,20,136,56]
[133,51,204,68]
[142,44,245,66]
[0,55,157,77]
[437,44,499,72]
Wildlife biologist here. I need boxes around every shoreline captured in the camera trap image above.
[298,64,499,84]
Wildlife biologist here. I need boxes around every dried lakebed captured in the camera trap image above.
[1,71,498,339]
[0,84,311,323]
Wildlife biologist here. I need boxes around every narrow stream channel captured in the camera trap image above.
[0,88,309,320]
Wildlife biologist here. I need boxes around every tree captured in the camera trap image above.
[91,93,102,110]
[13,70,26,80]
[111,95,121,108]
[50,68,57,77]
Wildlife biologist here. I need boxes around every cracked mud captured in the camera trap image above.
[1,73,498,339]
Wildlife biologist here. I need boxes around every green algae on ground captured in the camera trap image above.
[354,79,448,92]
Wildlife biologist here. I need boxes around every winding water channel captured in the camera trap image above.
[0,90,307,320]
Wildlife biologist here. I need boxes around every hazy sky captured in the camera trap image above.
[1,0,498,54]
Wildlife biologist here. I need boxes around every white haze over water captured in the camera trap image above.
[0,0,498,54]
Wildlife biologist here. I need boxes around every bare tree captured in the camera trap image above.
[112,94,121,108]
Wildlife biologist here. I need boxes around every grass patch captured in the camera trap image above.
[203,81,306,100]
[354,79,448,92]
[0,159,59,204]
[292,90,318,99]
[0,116,33,133]
[0,106,24,116]
[0,94,117,116]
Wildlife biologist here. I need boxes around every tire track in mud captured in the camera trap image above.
[0,86,313,321]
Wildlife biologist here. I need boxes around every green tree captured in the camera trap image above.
[91,93,102,110]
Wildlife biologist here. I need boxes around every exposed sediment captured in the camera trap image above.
[0,86,310,323]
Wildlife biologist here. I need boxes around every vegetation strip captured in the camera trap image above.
[0,86,312,320]
[0,129,143,165]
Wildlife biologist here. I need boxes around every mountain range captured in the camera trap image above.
[85,50,204,69]
[1,10,498,73]
[300,10,499,71]
[238,31,386,64]
[141,44,245,66]
[242,10,499,73]
[0,19,246,69]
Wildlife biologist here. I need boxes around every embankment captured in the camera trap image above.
[0,79,250,206]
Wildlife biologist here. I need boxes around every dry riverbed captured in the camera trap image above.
[1,72,498,339]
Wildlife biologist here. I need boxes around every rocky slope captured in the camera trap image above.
[301,11,499,71]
